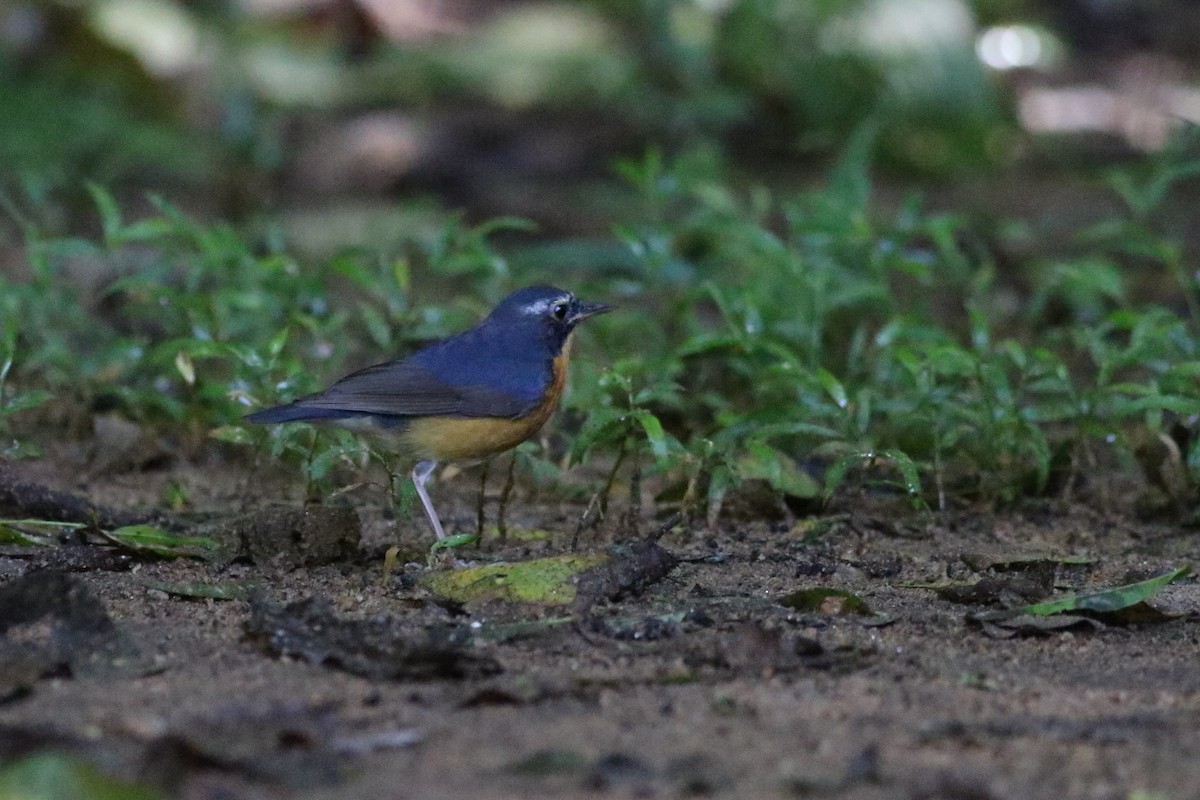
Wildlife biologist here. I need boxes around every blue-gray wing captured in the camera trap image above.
[255,329,551,421]
[286,360,534,418]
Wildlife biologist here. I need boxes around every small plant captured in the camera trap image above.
[569,357,683,538]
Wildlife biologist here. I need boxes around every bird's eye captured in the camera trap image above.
[552,301,569,320]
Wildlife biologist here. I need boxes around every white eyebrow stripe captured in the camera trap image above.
[521,296,571,316]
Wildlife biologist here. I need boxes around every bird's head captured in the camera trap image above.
[488,285,612,350]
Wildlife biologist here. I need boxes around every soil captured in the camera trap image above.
[1,451,1199,800]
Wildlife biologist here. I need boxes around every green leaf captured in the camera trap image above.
[1,389,52,415]
[391,259,410,293]
[209,425,256,445]
[302,431,366,482]
[108,218,178,244]
[925,344,977,376]
[86,182,122,244]
[267,327,290,358]
[1015,566,1190,617]
[634,411,671,460]
[970,566,1191,629]
[1001,339,1027,370]
[675,334,741,357]
[174,351,195,386]
[0,752,166,800]
[1164,361,1200,380]
[743,421,842,442]
[101,525,223,560]
[823,449,923,504]
[1113,393,1200,416]
[570,407,632,462]
[358,302,392,349]
[852,387,873,436]
[876,449,923,498]
[0,523,58,547]
[779,587,872,615]
[1017,424,1052,492]
[816,368,847,408]
[737,443,820,499]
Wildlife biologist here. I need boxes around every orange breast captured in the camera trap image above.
[401,336,572,462]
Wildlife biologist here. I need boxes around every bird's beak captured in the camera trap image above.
[570,300,613,323]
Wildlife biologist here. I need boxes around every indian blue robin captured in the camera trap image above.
[244,285,611,540]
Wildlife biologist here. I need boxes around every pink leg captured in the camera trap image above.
[411,460,446,540]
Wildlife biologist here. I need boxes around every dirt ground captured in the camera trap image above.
[1,451,1199,800]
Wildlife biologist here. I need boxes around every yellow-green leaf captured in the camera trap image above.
[420,553,608,606]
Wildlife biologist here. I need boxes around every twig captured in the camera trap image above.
[571,439,628,550]
[648,512,684,543]
[623,446,642,536]
[599,438,628,522]
[570,492,601,551]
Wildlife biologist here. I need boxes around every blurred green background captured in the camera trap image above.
[2,0,1196,249]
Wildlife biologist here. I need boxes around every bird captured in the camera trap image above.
[244,285,612,541]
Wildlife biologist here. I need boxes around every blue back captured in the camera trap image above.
[408,320,553,411]
[245,285,583,424]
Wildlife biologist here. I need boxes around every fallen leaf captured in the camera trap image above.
[420,554,607,606]
[967,565,1191,634]
[779,588,872,616]
[100,525,225,561]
